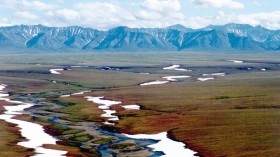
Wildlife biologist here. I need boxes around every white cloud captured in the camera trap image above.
[0,0,17,7]
[252,1,261,6]
[0,18,12,27]
[183,11,280,30]
[0,0,279,30]
[56,0,66,4]
[55,9,80,21]
[0,0,54,10]
[74,2,136,29]
[233,11,280,29]
[142,0,181,12]
[45,9,81,26]
[21,0,54,10]
[191,0,244,9]
[45,0,184,29]
[135,0,184,28]
[14,11,39,20]
[218,11,225,17]
[42,2,136,29]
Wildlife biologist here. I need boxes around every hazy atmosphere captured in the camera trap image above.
[0,0,280,29]
[0,1,279,157]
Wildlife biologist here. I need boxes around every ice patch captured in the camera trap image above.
[123,132,197,157]
[139,73,150,75]
[203,73,226,77]
[60,95,70,98]
[163,65,180,70]
[140,76,190,86]
[3,104,33,115]
[140,81,169,86]
[162,76,191,82]
[49,69,64,75]
[103,121,115,125]
[0,85,67,157]
[85,96,121,108]
[0,84,7,90]
[122,105,140,110]
[85,95,197,156]
[71,91,90,96]
[33,147,67,157]
[197,78,215,81]
[227,60,244,63]
[101,110,119,121]
[71,66,83,68]
[85,96,121,125]
[163,65,191,71]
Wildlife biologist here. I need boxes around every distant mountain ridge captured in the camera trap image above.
[0,23,279,51]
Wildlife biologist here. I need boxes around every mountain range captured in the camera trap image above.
[0,23,279,51]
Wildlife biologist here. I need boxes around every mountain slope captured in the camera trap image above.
[0,24,279,51]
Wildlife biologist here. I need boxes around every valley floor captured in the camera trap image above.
[0,52,279,157]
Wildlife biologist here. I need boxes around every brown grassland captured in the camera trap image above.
[87,71,280,157]
[0,52,280,156]
[0,102,34,157]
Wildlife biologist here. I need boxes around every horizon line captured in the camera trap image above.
[0,23,278,31]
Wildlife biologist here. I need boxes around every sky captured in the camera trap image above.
[0,0,279,30]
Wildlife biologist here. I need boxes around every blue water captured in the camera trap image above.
[93,126,164,157]
[48,116,164,156]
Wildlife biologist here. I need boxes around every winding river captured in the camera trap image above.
[0,84,67,157]
[85,95,198,157]
[0,64,204,156]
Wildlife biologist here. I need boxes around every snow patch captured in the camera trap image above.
[85,95,197,156]
[227,60,244,63]
[49,69,64,75]
[123,132,197,157]
[85,96,121,125]
[101,110,119,121]
[71,91,90,96]
[162,76,191,82]
[122,105,140,110]
[163,65,191,71]
[139,73,150,75]
[0,84,7,90]
[203,73,226,77]
[0,85,67,157]
[140,75,191,86]
[140,81,169,86]
[197,78,215,81]
[60,95,70,98]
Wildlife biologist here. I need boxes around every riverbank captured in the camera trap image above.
[0,84,68,157]
[0,52,279,156]
[91,75,280,157]
[34,70,280,156]
[0,111,34,156]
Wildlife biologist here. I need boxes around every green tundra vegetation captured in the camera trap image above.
[0,51,279,156]
[95,74,280,156]
[0,109,33,156]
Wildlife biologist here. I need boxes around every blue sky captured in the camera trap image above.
[0,0,279,30]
